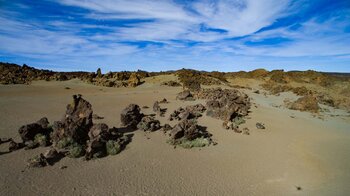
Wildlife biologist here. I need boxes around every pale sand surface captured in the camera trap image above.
[0,77,350,195]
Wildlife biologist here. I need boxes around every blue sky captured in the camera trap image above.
[0,0,350,72]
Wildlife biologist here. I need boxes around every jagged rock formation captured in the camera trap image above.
[51,94,93,144]
[7,95,132,167]
[120,104,143,128]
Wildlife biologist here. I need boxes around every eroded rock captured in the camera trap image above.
[168,120,212,148]
[18,117,51,142]
[120,104,143,128]
[196,88,250,127]
[137,116,161,132]
[51,94,93,144]
[168,104,206,121]
[128,73,141,87]
[176,90,194,101]
[256,123,266,129]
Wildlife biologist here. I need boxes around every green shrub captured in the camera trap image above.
[169,137,210,149]
[106,140,121,155]
[34,134,48,147]
[68,143,84,158]
[233,116,246,125]
[56,137,74,149]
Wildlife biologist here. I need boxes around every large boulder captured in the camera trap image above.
[120,104,143,128]
[51,94,93,144]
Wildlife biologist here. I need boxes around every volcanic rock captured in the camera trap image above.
[18,117,51,142]
[137,116,161,132]
[9,140,24,152]
[169,120,208,141]
[168,104,206,121]
[120,104,143,128]
[256,123,266,129]
[51,95,93,144]
[196,88,250,122]
[176,90,194,101]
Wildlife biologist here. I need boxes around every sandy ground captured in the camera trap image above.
[0,77,350,196]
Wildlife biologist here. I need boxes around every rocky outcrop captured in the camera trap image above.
[196,88,250,122]
[195,88,251,132]
[128,73,141,87]
[287,95,320,113]
[8,94,134,168]
[0,62,85,85]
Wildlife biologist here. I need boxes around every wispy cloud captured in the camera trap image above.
[0,0,349,72]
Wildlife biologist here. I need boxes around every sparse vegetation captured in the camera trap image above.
[56,137,75,149]
[68,143,85,158]
[106,140,121,155]
[34,133,48,147]
[171,137,211,148]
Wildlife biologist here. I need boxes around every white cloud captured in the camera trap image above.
[193,0,291,36]
[56,0,292,42]
[1,0,350,72]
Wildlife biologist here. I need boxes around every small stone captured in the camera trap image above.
[243,127,250,135]
[256,123,265,129]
